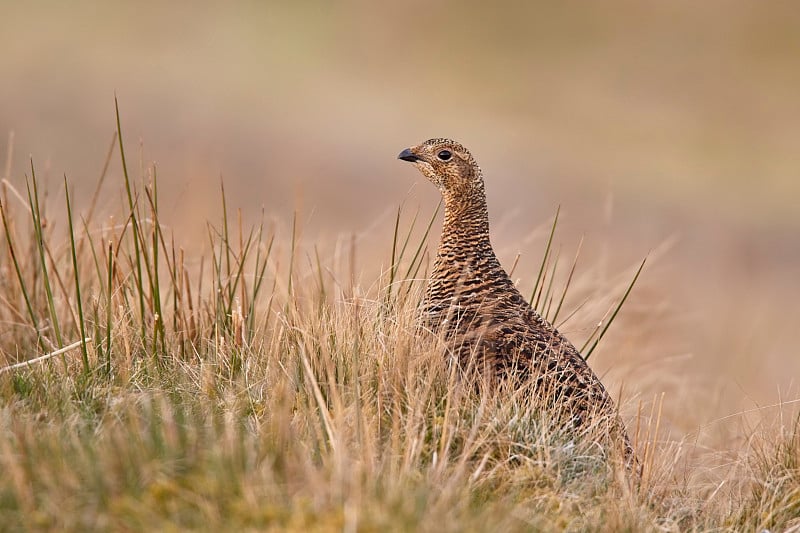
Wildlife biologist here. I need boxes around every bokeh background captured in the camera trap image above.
[2,1,799,452]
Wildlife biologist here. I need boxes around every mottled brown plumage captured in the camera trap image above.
[398,138,636,466]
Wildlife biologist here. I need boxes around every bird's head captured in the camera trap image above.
[397,138,484,199]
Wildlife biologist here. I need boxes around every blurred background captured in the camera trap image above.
[2,1,798,448]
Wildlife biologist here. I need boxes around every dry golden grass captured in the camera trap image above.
[0,115,798,531]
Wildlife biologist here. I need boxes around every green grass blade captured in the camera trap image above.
[541,246,560,317]
[144,171,166,356]
[402,199,442,300]
[387,204,403,304]
[115,96,146,340]
[583,255,647,361]
[27,162,64,350]
[551,235,583,325]
[248,231,273,335]
[530,205,560,308]
[64,176,89,372]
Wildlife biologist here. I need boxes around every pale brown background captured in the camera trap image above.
[2,1,798,447]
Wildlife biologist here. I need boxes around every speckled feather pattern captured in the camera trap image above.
[400,138,636,465]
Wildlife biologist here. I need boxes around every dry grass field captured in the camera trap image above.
[1,1,799,531]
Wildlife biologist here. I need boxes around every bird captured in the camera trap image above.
[398,138,636,468]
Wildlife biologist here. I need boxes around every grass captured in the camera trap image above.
[0,117,799,532]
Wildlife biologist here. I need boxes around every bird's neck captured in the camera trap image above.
[439,190,492,253]
[425,177,522,329]
[426,187,517,327]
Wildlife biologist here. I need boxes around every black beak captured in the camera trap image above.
[397,148,421,162]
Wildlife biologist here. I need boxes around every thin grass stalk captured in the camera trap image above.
[0,338,92,375]
[646,392,665,483]
[298,344,337,454]
[210,186,253,338]
[352,298,363,447]
[0,289,30,330]
[556,298,589,331]
[115,96,146,340]
[195,255,204,342]
[402,200,440,282]
[0,195,41,348]
[144,170,166,356]
[81,217,106,295]
[43,237,79,333]
[182,261,197,351]
[349,232,356,298]
[534,253,551,314]
[215,181,242,335]
[531,205,560,308]
[226,228,257,318]
[287,211,298,299]
[150,217,188,343]
[175,244,188,356]
[81,131,117,257]
[64,176,89,372]
[220,179,232,307]
[238,209,246,318]
[583,256,647,360]
[401,199,442,301]
[152,309,160,362]
[314,245,326,308]
[396,205,422,276]
[387,204,404,304]
[171,234,178,336]
[552,235,583,324]
[207,223,221,332]
[507,252,522,278]
[27,162,64,350]
[105,241,113,375]
[133,198,156,313]
[541,246,560,318]
[110,217,134,328]
[248,230,273,335]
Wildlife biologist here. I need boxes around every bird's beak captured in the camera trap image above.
[397,148,421,162]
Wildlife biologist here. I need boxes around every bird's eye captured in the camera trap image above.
[437,150,452,161]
